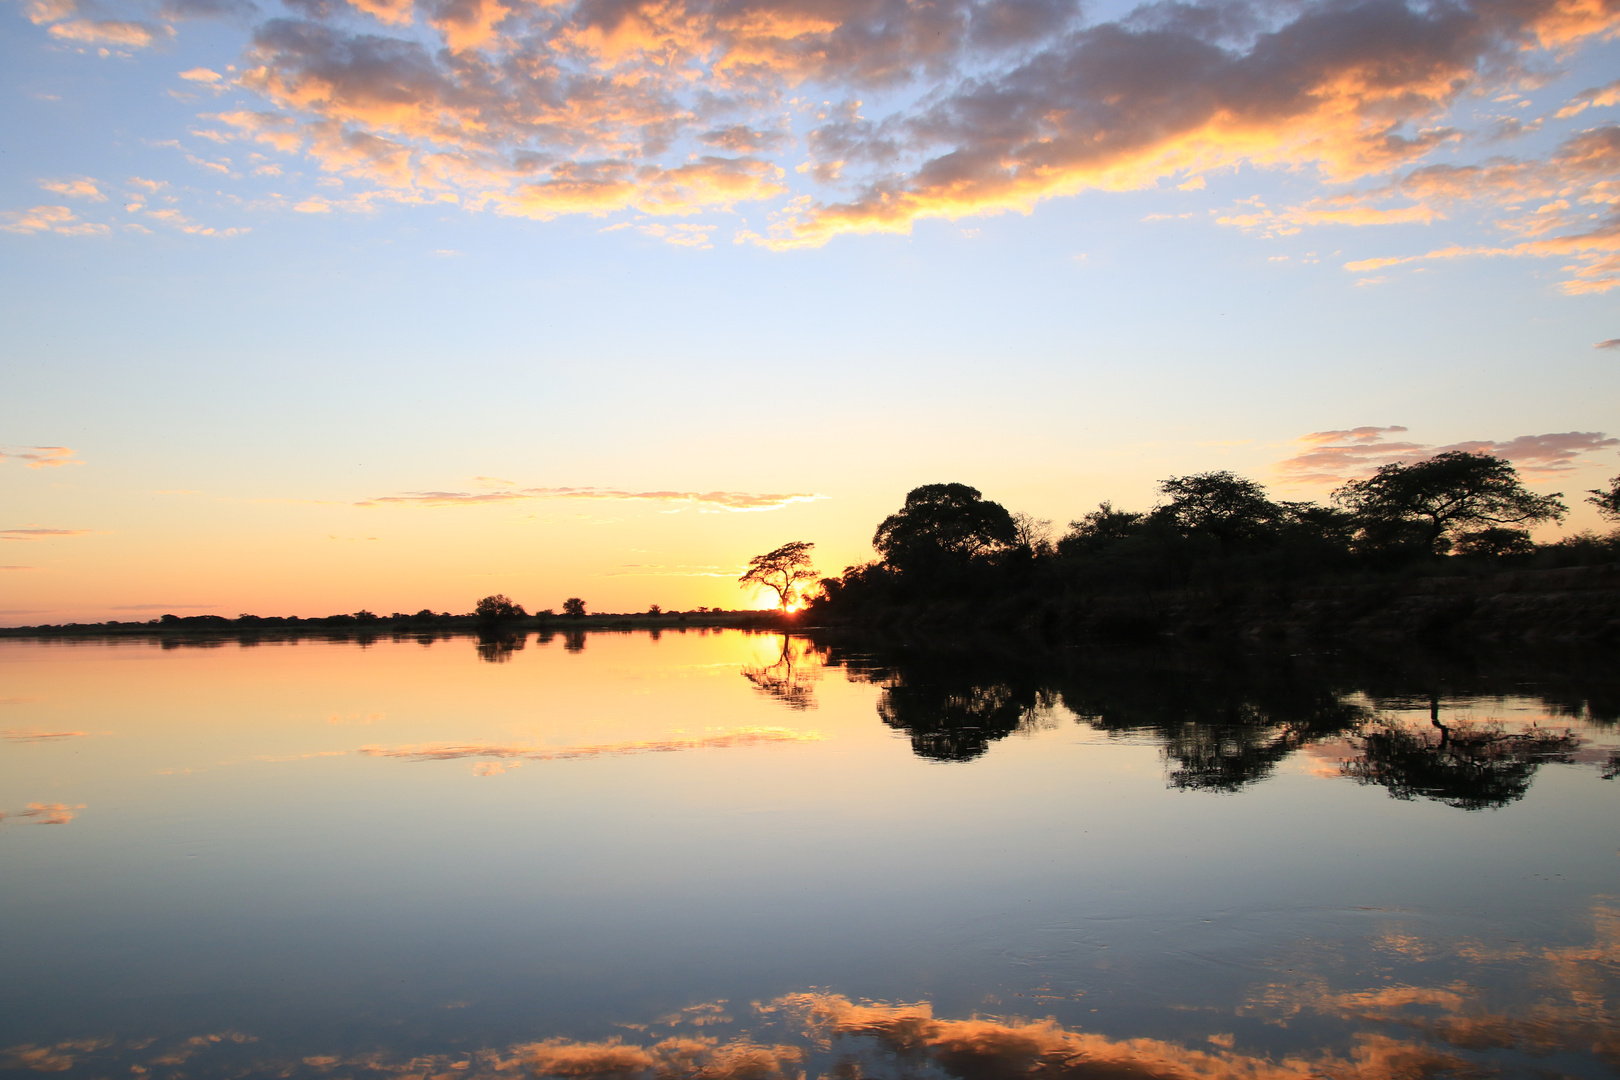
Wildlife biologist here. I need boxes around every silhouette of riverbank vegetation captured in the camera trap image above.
[808,459,1620,643]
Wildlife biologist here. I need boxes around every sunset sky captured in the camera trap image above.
[3,0,1619,621]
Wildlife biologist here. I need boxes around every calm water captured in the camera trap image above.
[2,630,1617,1079]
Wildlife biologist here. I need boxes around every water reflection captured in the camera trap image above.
[475,630,527,663]
[796,636,1617,807]
[741,636,821,710]
[1343,697,1582,810]
[9,895,1616,1078]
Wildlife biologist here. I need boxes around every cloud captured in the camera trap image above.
[1555,77,1620,119]
[0,802,86,825]
[761,0,1620,246]
[1595,338,1620,349]
[1328,125,1620,292]
[0,566,37,572]
[359,726,824,764]
[46,17,172,47]
[180,66,224,81]
[0,206,109,236]
[90,0,1562,260]
[1275,427,1619,483]
[0,528,95,541]
[3,730,87,742]
[359,486,826,512]
[39,179,105,201]
[0,446,81,468]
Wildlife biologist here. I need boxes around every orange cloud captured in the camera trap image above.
[47,17,172,47]
[2,730,87,742]
[0,445,81,468]
[0,205,109,236]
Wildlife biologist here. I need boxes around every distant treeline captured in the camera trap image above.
[809,454,1620,640]
[4,606,774,636]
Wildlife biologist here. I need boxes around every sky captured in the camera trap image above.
[2,0,1619,622]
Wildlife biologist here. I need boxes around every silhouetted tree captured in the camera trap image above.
[475,594,526,621]
[648,603,662,616]
[1589,475,1620,520]
[1057,501,1145,556]
[562,597,587,618]
[739,541,818,612]
[1010,512,1054,557]
[1150,471,1284,546]
[1333,452,1566,554]
[1454,527,1536,558]
[873,483,1018,572]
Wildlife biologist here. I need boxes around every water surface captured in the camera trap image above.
[2,630,1617,1078]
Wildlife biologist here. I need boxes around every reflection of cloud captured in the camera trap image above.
[0,802,86,825]
[1275,427,1618,483]
[359,486,826,513]
[361,727,823,764]
[11,913,1620,1080]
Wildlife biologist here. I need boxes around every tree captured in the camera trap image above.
[739,541,818,612]
[1058,501,1145,556]
[873,483,1017,571]
[475,594,526,621]
[562,597,587,618]
[1150,471,1283,545]
[1589,475,1620,520]
[1010,512,1054,557]
[1333,451,1566,554]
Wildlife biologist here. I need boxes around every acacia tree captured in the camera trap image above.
[873,483,1018,571]
[1589,475,1620,520]
[1332,451,1566,553]
[1150,471,1283,545]
[739,541,818,612]
[561,597,587,618]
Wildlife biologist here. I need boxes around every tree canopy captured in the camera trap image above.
[1332,451,1566,553]
[475,594,526,621]
[1150,470,1284,545]
[738,541,818,612]
[873,483,1018,571]
[1590,475,1620,520]
[561,597,587,618]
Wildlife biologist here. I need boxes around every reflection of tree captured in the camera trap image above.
[812,636,1618,798]
[1345,697,1581,810]
[742,635,822,710]
[563,629,587,653]
[1058,656,1370,791]
[476,631,527,663]
[877,681,1058,762]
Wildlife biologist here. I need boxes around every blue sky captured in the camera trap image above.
[3,0,1619,620]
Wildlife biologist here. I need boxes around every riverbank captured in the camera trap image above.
[811,563,1620,645]
[0,609,796,640]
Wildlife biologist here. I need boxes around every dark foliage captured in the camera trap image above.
[812,456,1609,636]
